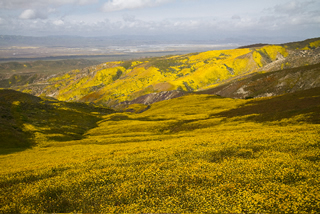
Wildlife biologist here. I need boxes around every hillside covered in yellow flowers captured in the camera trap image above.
[1,84,320,213]
[1,37,320,213]
[11,37,320,107]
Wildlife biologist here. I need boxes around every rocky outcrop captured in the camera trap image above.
[118,90,186,106]
[257,47,320,73]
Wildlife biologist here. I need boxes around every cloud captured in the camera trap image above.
[19,9,36,19]
[264,0,320,28]
[53,19,64,26]
[0,0,98,9]
[78,0,98,5]
[0,0,319,40]
[19,9,47,19]
[48,8,57,13]
[123,14,136,22]
[101,0,172,12]
[231,15,241,20]
[273,0,315,15]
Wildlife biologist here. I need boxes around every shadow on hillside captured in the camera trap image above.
[0,89,114,155]
[0,125,35,155]
[108,114,132,121]
[211,87,320,124]
[0,147,31,156]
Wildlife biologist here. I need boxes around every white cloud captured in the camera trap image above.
[0,0,319,40]
[0,0,98,9]
[19,9,47,19]
[78,0,98,5]
[53,19,64,26]
[48,8,57,13]
[275,1,299,14]
[19,9,36,19]
[273,0,315,15]
[102,0,172,12]
[262,0,320,28]
[123,14,136,22]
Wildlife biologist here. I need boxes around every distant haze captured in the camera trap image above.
[0,35,245,61]
[0,0,319,44]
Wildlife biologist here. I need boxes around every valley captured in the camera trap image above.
[0,37,320,213]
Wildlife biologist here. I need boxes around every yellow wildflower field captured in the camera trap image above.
[0,88,320,213]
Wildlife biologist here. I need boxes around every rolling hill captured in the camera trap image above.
[3,37,319,107]
[0,37,320,213]
[0,85,320,213]
[0,89,114,149]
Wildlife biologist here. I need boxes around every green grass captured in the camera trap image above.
[0,88,320,213]
[0,89,114,150]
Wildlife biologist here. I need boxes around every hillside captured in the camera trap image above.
[1,37,320,213]
[0,86,319,213]
[5,37,320,107]
[0,89,114,149]
[196,62,320,99]
[0,59,101,89]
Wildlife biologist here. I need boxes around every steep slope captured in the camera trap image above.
[9,37,320,106]
[197,62,320,99]
[19,48,257,106]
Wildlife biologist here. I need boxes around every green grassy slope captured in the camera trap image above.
[0,89,114,150]
[1,87,319,213]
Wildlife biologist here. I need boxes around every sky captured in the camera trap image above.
[0,0,319,42]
